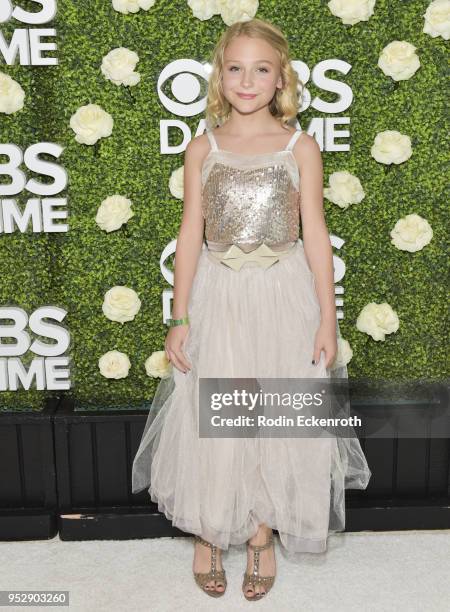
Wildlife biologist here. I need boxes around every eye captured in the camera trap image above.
[228,66,269,73]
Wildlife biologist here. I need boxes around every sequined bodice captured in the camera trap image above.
[201,129,302,253]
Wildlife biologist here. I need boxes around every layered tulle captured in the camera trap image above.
[132,241,371,557]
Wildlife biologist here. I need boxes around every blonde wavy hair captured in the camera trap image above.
[205,18,303,129]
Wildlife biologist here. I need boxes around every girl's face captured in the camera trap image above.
[221,35,283,115]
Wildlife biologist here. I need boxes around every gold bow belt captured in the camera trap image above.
[206,242,298,271]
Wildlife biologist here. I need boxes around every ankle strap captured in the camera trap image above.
[195,534,217,549]
[248,533,274,552]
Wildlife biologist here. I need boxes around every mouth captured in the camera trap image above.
[236,93,257,99]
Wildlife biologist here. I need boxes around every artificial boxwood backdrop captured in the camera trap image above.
[0,0,447,411]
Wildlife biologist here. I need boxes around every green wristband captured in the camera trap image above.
[167,315,189,327]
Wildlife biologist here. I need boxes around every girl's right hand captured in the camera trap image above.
[165,324,192,373]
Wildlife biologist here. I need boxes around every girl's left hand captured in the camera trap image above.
[312,321,337,369]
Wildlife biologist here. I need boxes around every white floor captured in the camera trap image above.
[1,530,449,611]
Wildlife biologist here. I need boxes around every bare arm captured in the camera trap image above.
[165,136,206,373]
[171,137,205,318]
[293,134,337,367]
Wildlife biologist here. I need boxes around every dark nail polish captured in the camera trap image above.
[312,359,315,365]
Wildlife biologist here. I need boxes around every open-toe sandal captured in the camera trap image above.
[193,534,227,598]
[242,532,276,601]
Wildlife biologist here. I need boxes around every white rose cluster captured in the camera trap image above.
[187,0,258,26]
[96,195,134,232]
[98,350,131,379]
[169,166,184,200]
[102,286,142,323]
[356,302,399,341]
[370,130,412,165]
[98,347,173,380]
[0,72,25,115]
[390,214,433,252]
[323,171,365,210]
[327,0,376,26]
[112,0,155,14]
[101,47,141,87]
[69,103,114,145]
[378,41,421,81]
[145,351,173,379]
[423,0,450,40]
[99,287,175,380]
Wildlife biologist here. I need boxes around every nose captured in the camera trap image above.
[240,70,254,88]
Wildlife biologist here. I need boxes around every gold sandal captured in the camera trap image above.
[193,534,227,597]
[242,532,276,601]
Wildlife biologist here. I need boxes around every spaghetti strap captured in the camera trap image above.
[285,128,303,151]
[206,129,218,152]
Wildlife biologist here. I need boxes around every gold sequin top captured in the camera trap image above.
[201,128,302,253]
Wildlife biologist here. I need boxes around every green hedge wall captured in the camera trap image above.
[0,0,447,411]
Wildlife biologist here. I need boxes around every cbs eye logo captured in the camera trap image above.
[157,59,211,117]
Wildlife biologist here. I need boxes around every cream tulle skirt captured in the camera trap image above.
[132,240,371,557]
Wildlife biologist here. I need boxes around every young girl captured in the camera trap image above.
[132,18,371,601]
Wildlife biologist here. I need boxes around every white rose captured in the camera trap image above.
[356,302,399,341]
[0,72,25,115]
[330,337,353,369]
[323,171,365,209]
[378,41,421,81]
[327,0,376,25]
[96,194,134,232]
[69,103,114,145]
[187,0,222,20]
[169,166,184,199]
[423,0,450,40]
[145,350,173,379]
[390,213,433,252]
[98,350,131,379]
[112,0,155,14]
[220,0,258,26]
[370,130,412,165]
[101,47,140,87]
[102,286,142,323]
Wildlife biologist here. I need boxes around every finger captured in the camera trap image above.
[181,338,192,370]
[168,351,188,374]
[181,353,192,370]
[181,343,192,369]
[171,347,192,373]
[319,348,328,368]
[176,349,192,371]
[323,345,336,369]
[312,347,321,366]
[166,342,191,371]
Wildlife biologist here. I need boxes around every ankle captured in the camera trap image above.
[249,524,272,543]
[193,540,222,568]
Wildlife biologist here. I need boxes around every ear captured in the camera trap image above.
[276,75,283,89]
